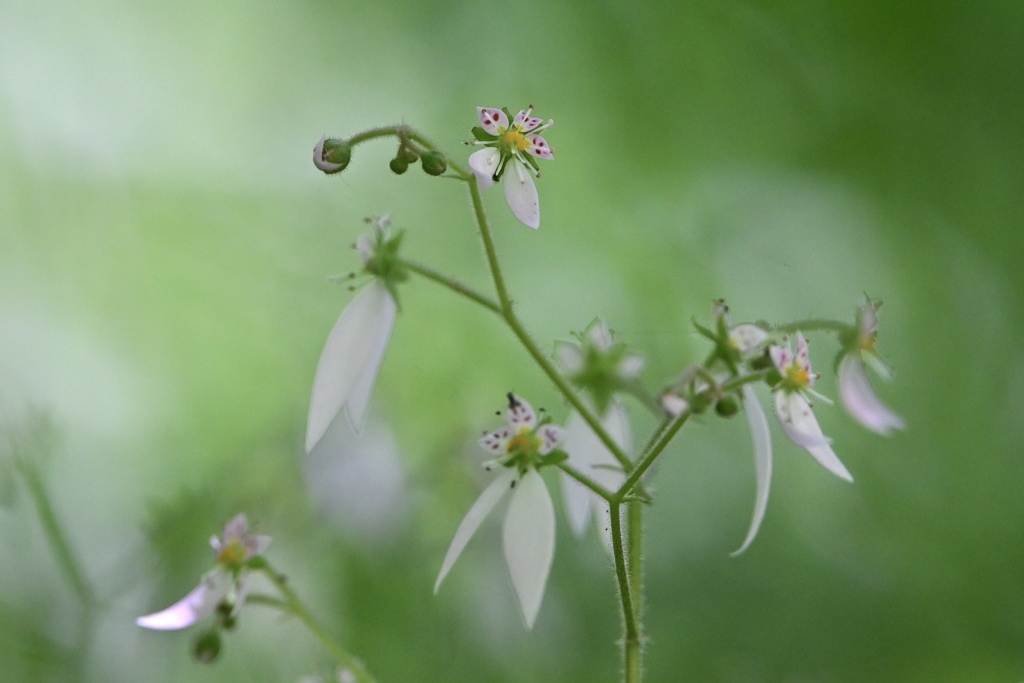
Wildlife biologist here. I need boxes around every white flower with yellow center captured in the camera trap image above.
[468,106,553,229]
[434,393,564,629]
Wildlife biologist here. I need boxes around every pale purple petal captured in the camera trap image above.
[501,160,540,229]
[731,386,773,556]
[838,356,905,436]
[468,147,500,189]
[526,135,553,159]
[434,468,516,594]
[769,344,791,375]
[776,392,853,482]
[305,282,397,451]
[503,469,555,629]
[136,570,231,630]
[513,109,543,131]
[477,107,508,135]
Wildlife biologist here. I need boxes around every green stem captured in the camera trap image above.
[616,411,691,501]
[626,500,644,683]
[555,462,616,501]
[399,258,502,314]
[610,502,641,682]
[258,566,379,683]
[17,460,94,606]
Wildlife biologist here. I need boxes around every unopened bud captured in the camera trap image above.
[421,151,448,176]
[715,396,739,417]
[192,629,222,664]
[313,136,351,174]
[389,157,409,175]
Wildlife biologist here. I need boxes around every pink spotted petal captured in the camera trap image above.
[512,109,544,131]
[480,426,513,454]
[477,107,508,135]
[506,394,538,431]
[795,333,812,372]
[537,424,565,454]
[526,135,553,160]
[769,344,792,374]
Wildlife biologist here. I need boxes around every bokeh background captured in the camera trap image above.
[2,0,1022,681]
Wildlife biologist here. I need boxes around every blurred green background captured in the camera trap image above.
[1,0,1022,680]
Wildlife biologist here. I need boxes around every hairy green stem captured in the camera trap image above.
[399,258,502,314]
[259,567,379,683]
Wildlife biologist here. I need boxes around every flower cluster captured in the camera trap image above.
[469,106,554,229]
[434,393,565,629]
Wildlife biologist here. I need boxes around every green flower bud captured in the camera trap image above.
[389,157,409,175]
[192,629,222,664]
[421,150,448,176]
[715,396,739,417]
[399,146,419,164]
[313,136,351,174]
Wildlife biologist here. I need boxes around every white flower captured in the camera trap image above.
[434,394,564,629]
[137,514,270,630]
[838,299,905,436]
[770,333,853,482]
[559,400,629,554]
[468,106,553,229]
[731,384,773,556]
[305,219,400,452]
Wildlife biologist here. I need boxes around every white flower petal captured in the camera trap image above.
[660,392,689,417]
[501,160,540,229]
[503,469,555,629]
[731,385,773,556]
[136,570,231,630]
[313,135,344,173]
[554,341,584,374]
[468,148,499,189]
[586,319,613,350]
[729,324,769,354]
[477,107,508,136]
[434,468,516,594]
[506,394,537,431]
[618,354,645,379]
[306,282,397,452]
[537,424,565,454]
[838,356,905,436]
[776,392,853,482]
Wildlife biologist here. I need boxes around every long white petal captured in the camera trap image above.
[305,282,396,452]
[503,469,555,629]
[560,411,595,536]
[502,161,540,229]
[838,356,905,436]
[434,468,516,594]
[136,570,231,630]
[778,393,853,482]
[731,385,773,556]
[468,148,499,189]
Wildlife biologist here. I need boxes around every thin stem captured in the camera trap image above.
[774,318,848,335]
[616,410,691,501]
[626,500,644,683]
[555,462,616,502]
[18,460,94,606]
[399,258,502,314]
[259,566,379,683]
[610,501,641,682]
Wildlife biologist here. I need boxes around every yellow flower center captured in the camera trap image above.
[501,130,529,152]
[506,431,540,455]
[786,363,811,389]
[217,539,248,568]
[857,332,877,353]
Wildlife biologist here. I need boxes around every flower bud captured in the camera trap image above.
[313,136,351,174]
[389,157,409,175]
[398,146,419,164]
[192,629,222,664]
[715,396,739,417]
[421,150,448,176]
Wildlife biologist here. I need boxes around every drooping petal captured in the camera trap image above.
[434,468,516,594]
[775,392,853,482]
[526,135,553,159]
[731,385,773,556]
[477,107,508,135]
[502,469,555,629]
[501,160,540,229]
[306,281,397,452]
[837,355,905,436]
[136,570,231,630]
[468,147,500,189]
